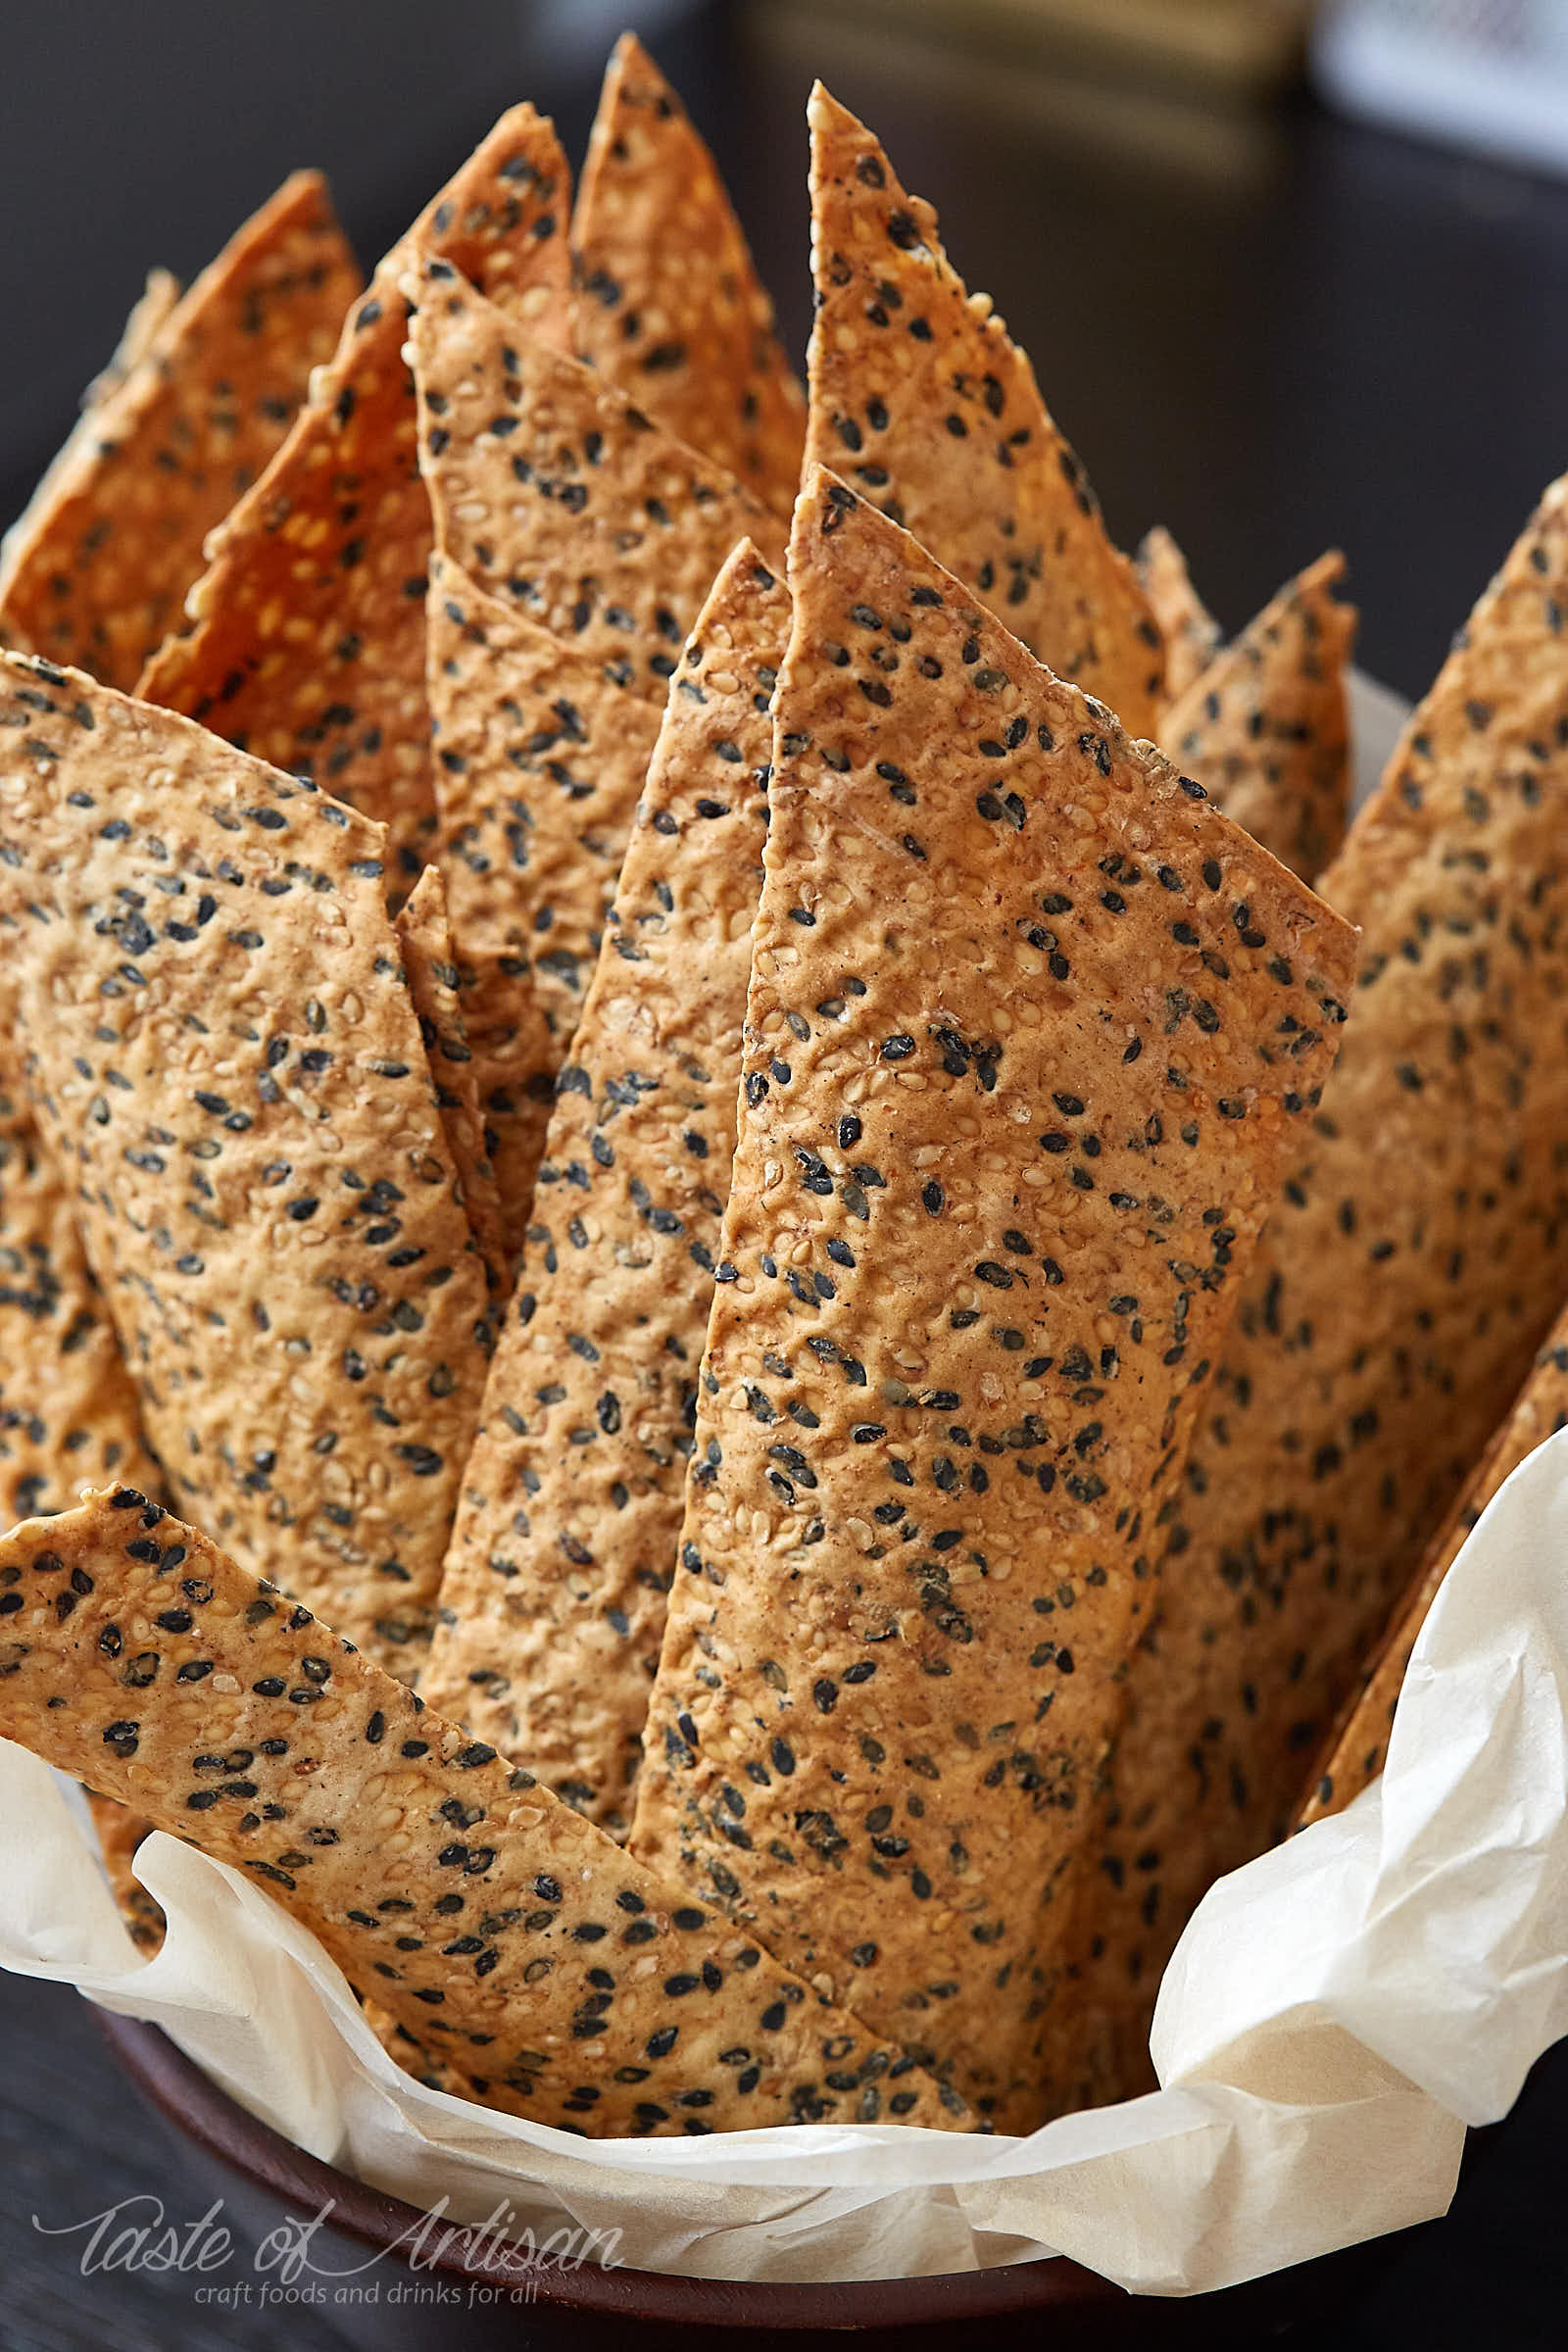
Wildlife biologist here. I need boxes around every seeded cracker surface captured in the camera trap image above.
[1298,1304,1568,1830]
[805,87,1162,736]
[0,173,359,695]
[571,34,806,519]
[423,552,664,1047]
[1159,553,1356,883]
[138,108,574,900]
[424,542,786,1837]
[627,472,1356,2128]
[451,945,557,1276]
[394,864,508,1296]
[0,1488,967,2137]
[0,656,493,1670]
[408,257,788,688]
[1067,470,1568,2109]
[1137,526,1221,713]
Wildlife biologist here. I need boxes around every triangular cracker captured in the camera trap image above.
[0,1486,967,2136]
[627,471,1355,2128]
[0,173,359,692]
[1298,1306,1568,1831]
[424,551,664,1042]
[452,943,556,1276]
[571,33,805,516]
[423,541,786,1837]
[1138,524,1221,710]
[138,109,574,898]
[394,864,507,1295]
[408,255,787,695]
[1159,552,1355,881]
[0,655,494,1670]
[1067,466,1568,2109]
[806,86,1162,733]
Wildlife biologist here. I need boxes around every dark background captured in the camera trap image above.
[3,4,1568,2347]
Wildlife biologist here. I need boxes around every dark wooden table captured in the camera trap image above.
[4,5,1568,2347]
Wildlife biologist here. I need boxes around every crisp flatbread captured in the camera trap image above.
[1066,467,1568,2110]
[571,33,805,517]
[407,254,788,700]
[424,541,785,1837]
[0,174,359,691]
[451,945,557,1278]
[0,1486,966,2136]
[1138,525,1221,710]
[394,865,507,1296]
[627,471,1356,2129]
[805,86,1162,734]
[138,109,574,899]
[0,655,493,1670]
[1159,553,1355,881]
[1298,1307,1568,1831]
[0,1043,162,1520]
[423,552,664,1045]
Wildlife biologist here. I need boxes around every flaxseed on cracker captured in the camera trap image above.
[395,864,508,1296]
[806,86,1162,734]
[627,471,1355,2129]
[0,1486,966,2137]
[451,944,558,1276]
[0,173,359,693]
[423,541,786,1837]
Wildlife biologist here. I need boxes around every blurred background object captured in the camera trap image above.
[1315,0,1568,177]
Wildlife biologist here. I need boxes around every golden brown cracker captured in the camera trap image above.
[0,1486,966,2136]
[571,33,805,516]
[1073,467,1568,2107]
[1298,1307,1568,1830]
[1160,553,1355,882]
[626,472,1356,2129]
[138,110,574,899]
[0,655,493,1672]
[1138,525,1221,711]
[452,945,557,1277]
[86,1791,165,1954]
[423,541,786,1837]
[408,255,787,702]
[0,174,359,691]
[806,86,1161,733]
[424,552,663,1044]
[395,864,507,1295]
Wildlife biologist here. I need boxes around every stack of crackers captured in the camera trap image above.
[0,35,1564,2144]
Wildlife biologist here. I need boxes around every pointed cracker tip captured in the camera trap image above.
[808,81,864,142]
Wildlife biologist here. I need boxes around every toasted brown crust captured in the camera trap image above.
[0,1486,968,2137]
[806,86,1162,734]
[0,175,359,693]
[571,33,805,517]
[138,110,574,900]
[1068,468,1568,2110]
[1159,553,1356,882]
[1138,526,1221,711]
[627,471,1356,2129]
[423,541,787,1836]
[1298,1308,1568,1830]
[0,655,493,1671]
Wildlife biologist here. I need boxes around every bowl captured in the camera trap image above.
[96,2003,1411,2348]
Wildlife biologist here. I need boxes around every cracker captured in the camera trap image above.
[805,86,1162,734]
[1070,467,1568,2107]
[86,1791,166,1954]
[1137,525,1221,710]
[571,33,805,517]
[0,1041,162,1519]
[0,1486,966,2136]
[1159,553,1355,881]
[424,551,664,1044]
[625,471,1356,2128]
[138,109,574,899]
[394,864,507,1296]
[0,655,494,1670]
[0,174,359,692]
[423,541,786,1837]
[452,945,557,1277]
[1298,1307,1568,1830]
[407,254,788,701]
